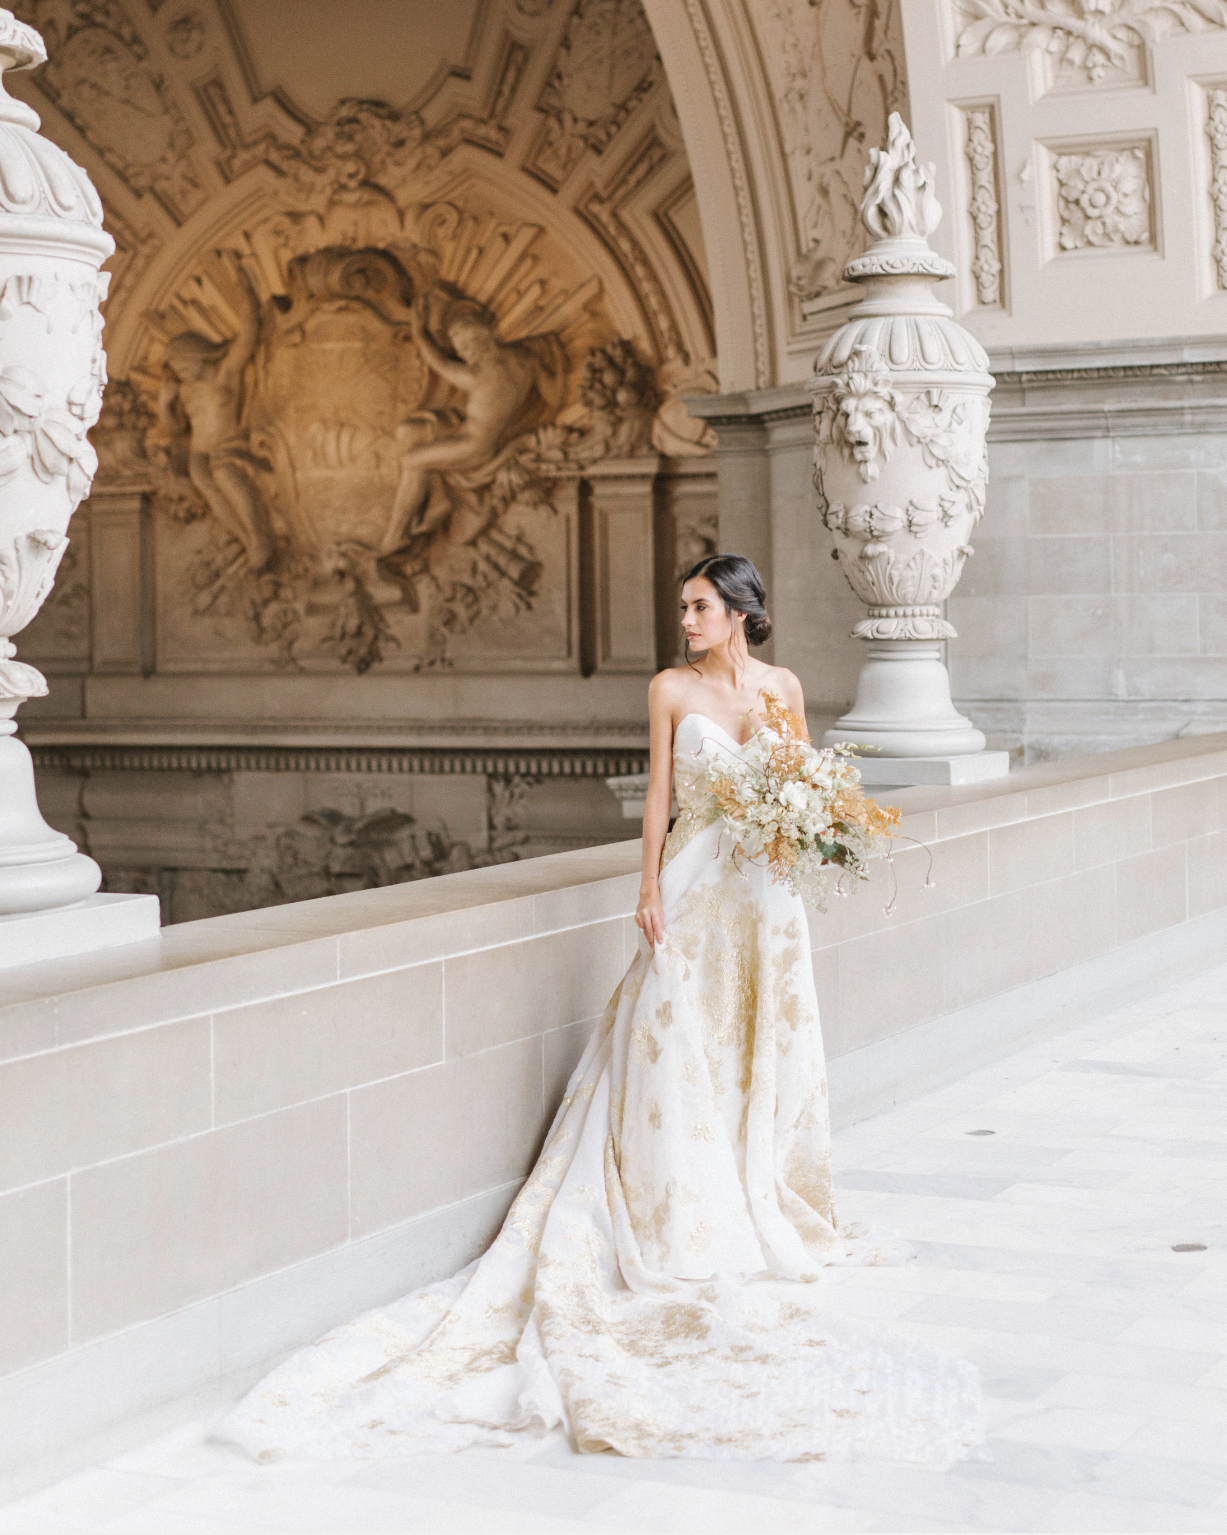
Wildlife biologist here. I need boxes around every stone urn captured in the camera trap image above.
[0,9,113,913]
[808,113,994,762]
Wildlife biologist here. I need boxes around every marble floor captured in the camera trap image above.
[2,963,1225,1534]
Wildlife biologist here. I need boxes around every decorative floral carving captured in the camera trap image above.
[530,0,660,187]
[0,364,98,502]
[954,0,1227,86]
[1208,89,1227,288]
[1052,143,1153,251]
[964,107,1003,306]
[572,338,658,459]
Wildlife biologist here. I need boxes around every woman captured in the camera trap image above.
[221,554,981,1465]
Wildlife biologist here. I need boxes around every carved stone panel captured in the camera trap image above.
[760,0,909,310]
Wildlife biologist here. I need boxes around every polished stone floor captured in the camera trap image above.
[1,962,1225,1534]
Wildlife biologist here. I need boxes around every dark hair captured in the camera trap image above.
[680,553,772,646]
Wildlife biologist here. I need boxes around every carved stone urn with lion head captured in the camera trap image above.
[0,9,112,913]
[808,113,996,764]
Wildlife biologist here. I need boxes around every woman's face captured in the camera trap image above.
[681,575,741,652]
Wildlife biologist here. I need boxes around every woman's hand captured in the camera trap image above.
[635,881,666,950]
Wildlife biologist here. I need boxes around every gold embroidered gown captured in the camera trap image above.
[221,714,982,1464]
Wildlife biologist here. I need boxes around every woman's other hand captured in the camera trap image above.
[635,881,666,949]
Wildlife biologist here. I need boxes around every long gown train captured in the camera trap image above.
[219,714,983,1464]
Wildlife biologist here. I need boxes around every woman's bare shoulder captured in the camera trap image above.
[649,665,693,701]
[755,663,804,707]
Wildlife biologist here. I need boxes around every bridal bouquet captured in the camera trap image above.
[703,690,901,910]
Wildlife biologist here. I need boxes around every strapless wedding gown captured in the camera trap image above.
[220,714,982,1464]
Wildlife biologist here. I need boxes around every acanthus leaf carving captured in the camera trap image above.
[0,526,68,651]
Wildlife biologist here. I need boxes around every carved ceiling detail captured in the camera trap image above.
[11,0,208,221]
[530,0,660,188]
[17,0,716,676]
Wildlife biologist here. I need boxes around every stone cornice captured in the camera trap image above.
[29,741,651,778]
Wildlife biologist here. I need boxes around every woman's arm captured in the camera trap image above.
[634,672,676,950]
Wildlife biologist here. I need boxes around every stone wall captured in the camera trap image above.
[3,731,1227,1471]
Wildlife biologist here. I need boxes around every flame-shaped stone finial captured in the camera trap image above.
[860,113,942,243]
[842,112,955,283]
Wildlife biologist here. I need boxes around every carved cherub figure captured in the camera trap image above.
[381,302,541,554]
[159,253,276,571]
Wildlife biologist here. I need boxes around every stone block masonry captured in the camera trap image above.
[2,734,1227,1472]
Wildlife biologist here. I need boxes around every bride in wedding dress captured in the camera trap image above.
[220,553,983,1466]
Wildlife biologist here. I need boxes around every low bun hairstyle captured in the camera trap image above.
[681,553,772,646]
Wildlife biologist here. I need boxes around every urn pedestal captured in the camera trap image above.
[808,115,1008,786]
[0,10,157,947]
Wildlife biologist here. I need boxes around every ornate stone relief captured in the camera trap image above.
[761,0,908,306]
[1050,142,1153,252]
[11,0,207,221]
[963,106,1004,306]
[1207,88,1227,287]
[20,0,713,686]
[953,0,1227,89]
[530,0,660,187]
[97,92,692,674]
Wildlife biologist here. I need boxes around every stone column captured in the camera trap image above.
[0,11,155,945]
[807,114,1009,787]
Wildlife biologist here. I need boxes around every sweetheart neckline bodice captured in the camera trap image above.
[675,712,755,752]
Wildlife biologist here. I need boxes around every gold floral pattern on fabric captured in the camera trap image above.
[219,712,983,1468]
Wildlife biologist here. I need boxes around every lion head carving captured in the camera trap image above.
[821,345,900,483]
